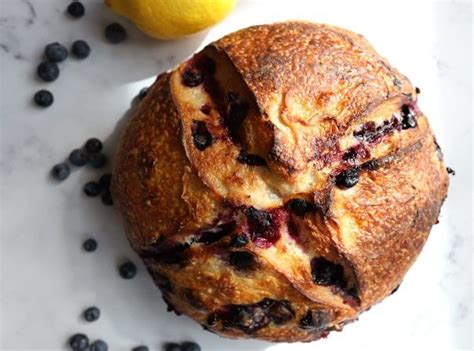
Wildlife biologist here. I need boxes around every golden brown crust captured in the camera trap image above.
[111,22,449,342]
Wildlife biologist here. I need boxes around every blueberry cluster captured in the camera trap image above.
[50,138,108,185]
[163,341,201,351]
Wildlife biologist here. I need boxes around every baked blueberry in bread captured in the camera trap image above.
[111,22,449,342]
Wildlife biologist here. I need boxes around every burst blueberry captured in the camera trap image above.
[71,40,90,59]
[45,42,68,63]
[37,61,59,82]
[51,163,70,181]
[229,251,256,271]
[310,256,345,287]
[34,90,54,107]
[335,168,359,188]
[105,23,127,44]
[231,234,248,248]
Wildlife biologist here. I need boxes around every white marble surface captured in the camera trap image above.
[0,0,472,350]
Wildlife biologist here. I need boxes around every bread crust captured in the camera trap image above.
[112,22,448,342]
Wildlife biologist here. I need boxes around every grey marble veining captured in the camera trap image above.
[0,0,472,350]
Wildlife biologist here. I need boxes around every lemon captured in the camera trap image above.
[105,0,237,40]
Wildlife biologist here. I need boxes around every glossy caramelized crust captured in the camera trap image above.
[112,22,449,342]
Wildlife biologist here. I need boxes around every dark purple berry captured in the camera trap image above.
[105,23,127,44]
[237,150,266,166]
[245,207,272,234]
[447,167,455,175]
[67,2,85,18]
[89,153,107,168]
[138,87,149,100]
[335,168,359,188]
[37,61,59,82]
[230,234,248,248]
[181,341,201,351]
[99,173,112,189]
[83,306,100,322]
[51,163,70,181]
[288,198,313,217]
[310,256,345,287]
[101,190,113,206]
[83,238,97,252]
[229,251,256,271]
[163,343,181,351]
[299,310,329,332]
[191,120,212,151]
[44,42,68,63]
[90,340,108,351]
[182,68,203,87]
[119,261,137,279]
[69,149,88,166]
[224,304,269,334]
[132,346,149,351]
[34,90,54,107]
[83,181,102,197]
[84,138,102,153]
[69,333,89,351]
[71,40,90,59]
[197,222,235,244]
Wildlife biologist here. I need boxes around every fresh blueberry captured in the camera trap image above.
[105,23,127,44]
[69,333,89,351]
[67,1,85,18]
[229,251,256,271]
[34,90,54,107]
[69,149,89,166]
[51,163,70,181]
[90,340,108,351]
[335,168,359,189]
[99,173,112,189]
[84,181,102,197]
[83,238,97,252]
[163,342,182,351]
[37,61,59,82]
[138,87,149,100]
[83,306,100,322]
[84,138,103,154]
[45,42,68,63]
[119,261,137,279]
[230,234,248,248]
[101,190,113,206]
[181,341,201,351]
[263,299,295,325]
[88,153,107,168]
[132,346,149,351]
[71,40,90,59]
